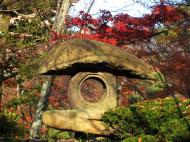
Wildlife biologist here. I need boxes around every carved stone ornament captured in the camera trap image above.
[39,38,156,135]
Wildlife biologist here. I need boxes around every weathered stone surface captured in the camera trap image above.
[68,72,117,110]
[40,38,158,135]
[39,38,155,79]
[0,14,11,32]
[42,109,112,135]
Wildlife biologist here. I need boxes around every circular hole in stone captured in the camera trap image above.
[80,77,106,103]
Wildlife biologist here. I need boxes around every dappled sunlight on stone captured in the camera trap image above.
[40,39,155,135]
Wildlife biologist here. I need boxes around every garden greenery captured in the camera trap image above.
[0,109,25,141]
[102,97,190,142]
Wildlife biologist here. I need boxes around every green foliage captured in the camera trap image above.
[122,135,156,142]
[146,72,167,96]
[0,109,25,140]
[45,128,71,142]
[19,54,47,80]
[5,91,39,109]
[128,92,144,104]
[133,72,167,99]
[102,97,190,141]
[8,17,49,47]
[1,0,56,14]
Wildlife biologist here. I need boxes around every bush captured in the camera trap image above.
[0,109,25,141]
[45,128,71,142]
[122,135,156,142]
[127,92,144,104]
[102,97,190,141]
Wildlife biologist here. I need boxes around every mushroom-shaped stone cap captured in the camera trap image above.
[39,38,155,79]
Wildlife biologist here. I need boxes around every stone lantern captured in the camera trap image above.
[39,39,155,135]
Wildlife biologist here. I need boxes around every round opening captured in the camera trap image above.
[80,77,107,103]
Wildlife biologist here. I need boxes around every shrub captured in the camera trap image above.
[45,128,71,142]
[102,97,190,141]
[127,92,144,104]
[0,109,25,141]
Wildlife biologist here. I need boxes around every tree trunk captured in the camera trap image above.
[52,0,71,34]
[30,76,54,138]
[30,0,79,138]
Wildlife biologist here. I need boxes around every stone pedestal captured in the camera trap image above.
[42,109,112,135]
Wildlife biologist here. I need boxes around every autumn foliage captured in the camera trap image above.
[1,1,190,140]
[49,3,190,98]
[50,4,188,47]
